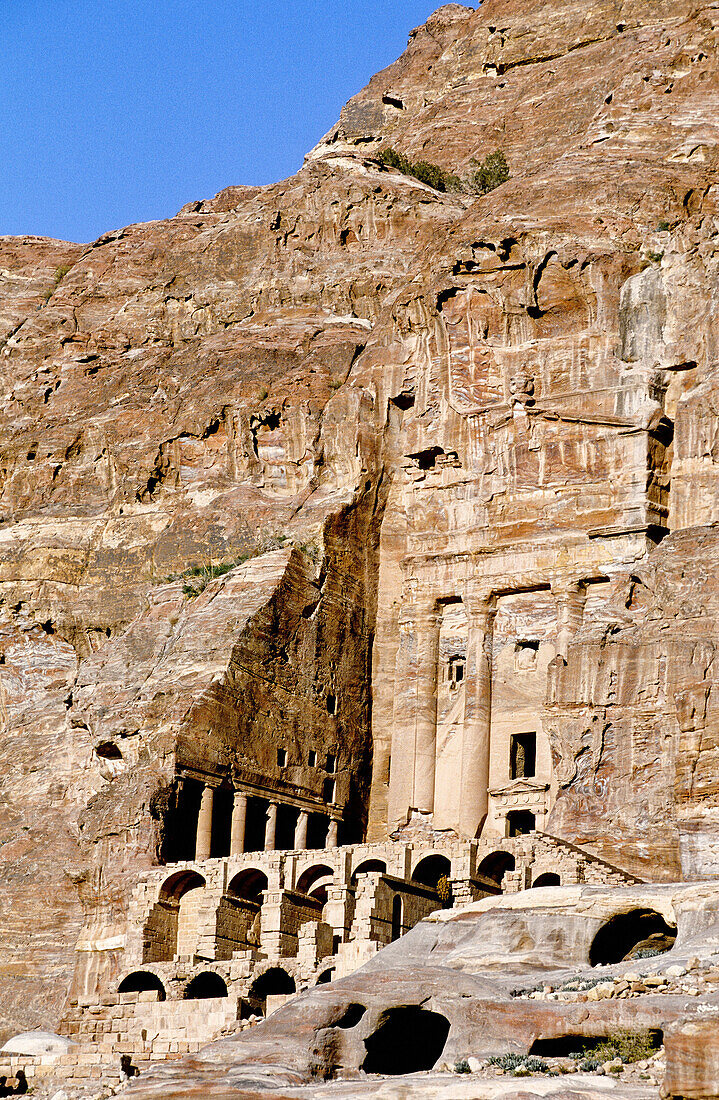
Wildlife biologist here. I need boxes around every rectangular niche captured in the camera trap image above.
[514,639,539,670]
[510,732,537,779]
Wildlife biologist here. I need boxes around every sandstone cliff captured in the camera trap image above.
[2,0,719,1044]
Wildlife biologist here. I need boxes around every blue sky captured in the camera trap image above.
[1,1,461,243]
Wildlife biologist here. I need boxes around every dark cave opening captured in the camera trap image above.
[362,1007,450,1075]
[589,909,676,966]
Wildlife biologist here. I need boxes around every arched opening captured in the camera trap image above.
[117,972,166,1001]
[532,873,561,888]
[316,969,334,985]
[590,909,677,966]
[362,1007,451,1075]
[227,868,268,904]
[391,895,403,942]
[477,851,515,885]
[218,868,268,956]
[249,967,296,1014]
[351,859,387,886]
[411,854,453,909]
[296,864,334,903]
[143,870,207,964]
[507,810,536,836]
[412,855,451,889]
[184,972,228,999]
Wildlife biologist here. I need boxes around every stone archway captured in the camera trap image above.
[143,870,206,964]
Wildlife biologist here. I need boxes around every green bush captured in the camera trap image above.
[378,147,451,192]
[454,1058,471,1074]
[467,150,510,195]
[162,534,292,598]
[569,1030,660,1066]
[487,1053,549,1075]
[377,146,509,196]
[54,264,71,282]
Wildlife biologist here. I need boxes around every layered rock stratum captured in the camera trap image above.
[3,0,719,1094]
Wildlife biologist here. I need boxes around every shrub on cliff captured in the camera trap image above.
[466,150,510,194]
[377,146,508,196]
[378,147,462,193]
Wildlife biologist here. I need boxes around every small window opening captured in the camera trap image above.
[326,753,336,773]
[510,733,536,779]
[277,748,287,768]
[391,895,403,941]
[326,694,337,715]
[448,656,465,684]
[515,640,540,670]
[308,750,317,767]
[507,810,535,836]
[323,778,335,804]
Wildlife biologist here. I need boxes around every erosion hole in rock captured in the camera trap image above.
[390,392,415,411]
[94,741,122,760]
[532,873,560,888]
[408,446,445,471]
[362,1007,451,1075]
[334,1003,367,1029]
[590,909,677,966]
[478,850,515,885]
[530,1030,663,1057]
[184,972,228,999]
[117,972,166,1001]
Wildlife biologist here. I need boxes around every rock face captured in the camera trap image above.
[3,0,719,1060]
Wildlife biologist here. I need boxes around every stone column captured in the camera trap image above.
[294,810,308,851]
[230,791,247,856]
[265,802,278,851]
[327,818,339,848]
[387,597,442,827]
[195,784,214,861]
[552,579,587,660]
[459,592,496,839]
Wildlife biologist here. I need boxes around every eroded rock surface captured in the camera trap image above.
[3,0,719,1085]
